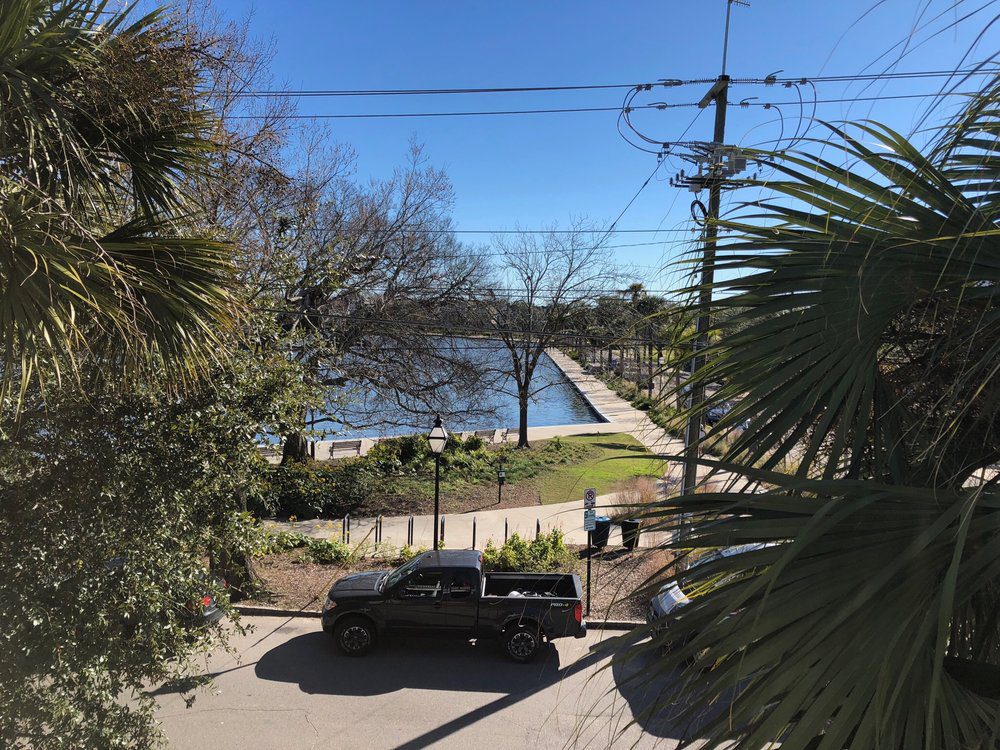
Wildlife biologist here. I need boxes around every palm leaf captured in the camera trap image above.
[635,75,1000,749]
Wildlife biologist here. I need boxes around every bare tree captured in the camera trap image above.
[478,225,620,448]
[273,144,494,461]
[170,5,494,461]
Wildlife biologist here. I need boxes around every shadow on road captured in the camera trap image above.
[611,645,736,742]
[255,631,565,696]
[256,631,611,749]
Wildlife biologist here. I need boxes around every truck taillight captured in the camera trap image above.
[573,602,582,623]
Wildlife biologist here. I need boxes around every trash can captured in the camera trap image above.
[620,519,641,550]
[591,516,612,548]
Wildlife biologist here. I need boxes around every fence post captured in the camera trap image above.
[472,517,477,550]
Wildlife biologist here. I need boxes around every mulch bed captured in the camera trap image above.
[245,545,676,622]
[569,546,675,622]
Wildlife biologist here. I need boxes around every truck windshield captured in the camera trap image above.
[382,557,422,592]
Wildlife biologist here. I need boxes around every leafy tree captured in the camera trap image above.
[0,347,304,748]
[0,2,300,746]
[632,78,1000,748]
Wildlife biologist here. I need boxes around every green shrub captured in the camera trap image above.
[481,530,574,572]
[258,529,309,554]
[263,460,381,519]
[396,544,429,564]
[463,434,484,452]
[305,537,351,564]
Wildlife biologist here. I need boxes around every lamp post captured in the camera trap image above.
[427,415,448,550]
[496,460,506,505]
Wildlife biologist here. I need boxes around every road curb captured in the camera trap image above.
[235,604,642,630]
[235,604,322,618]
[587,620,643,630]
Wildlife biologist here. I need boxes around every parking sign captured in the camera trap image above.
[583,488,597,508]
[583,508,597,531]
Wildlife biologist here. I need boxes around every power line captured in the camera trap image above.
[232,81,656,97]
[289,227,700,235]
[732,90,980,107]
[228,86,983,121]
[229,68,993,98]
[757,67,996,85]
[260,308,674,344]
[228,103,679,120]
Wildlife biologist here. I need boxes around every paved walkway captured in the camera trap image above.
[269,349,739,551]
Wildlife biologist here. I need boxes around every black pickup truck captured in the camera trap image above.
[321,549,586,662]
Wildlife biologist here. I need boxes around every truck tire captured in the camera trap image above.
[503,623,542,663]
[334,617,376,657]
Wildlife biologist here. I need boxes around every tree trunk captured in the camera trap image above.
[212,489,262,602]
[281,430,310,465]
[213,547,260,603]
[517,390,530,448]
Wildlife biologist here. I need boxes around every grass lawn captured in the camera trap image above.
[272,431,666,519]
[524,433,666,504]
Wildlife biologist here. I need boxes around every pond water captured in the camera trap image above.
[313,346,605,438]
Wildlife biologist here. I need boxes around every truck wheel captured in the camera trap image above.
[503,624,541,663]
[334,617,375,657]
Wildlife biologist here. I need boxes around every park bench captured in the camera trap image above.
[328,439,363,456]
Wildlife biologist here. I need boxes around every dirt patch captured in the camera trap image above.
[246,545,675,623]
[569,546,675,622]
[246,552,395,612]
[441,483,541,514]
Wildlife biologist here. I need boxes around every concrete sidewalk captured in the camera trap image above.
[268,491,664,549]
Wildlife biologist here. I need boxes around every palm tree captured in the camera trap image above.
[630,77,1000,748]
[0,0,236,399]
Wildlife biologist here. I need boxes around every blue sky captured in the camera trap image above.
[208,0,997,289]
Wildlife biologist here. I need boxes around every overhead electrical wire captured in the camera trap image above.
[733,90,980,107]
[234,86,983,121]
[289,227,701,235]
[259,308,674,345]
[229,103,679,120]
[230,68,994,98]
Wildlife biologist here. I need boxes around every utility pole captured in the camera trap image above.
[679,0,746,502]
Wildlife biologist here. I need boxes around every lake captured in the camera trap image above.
[313,344,605,438]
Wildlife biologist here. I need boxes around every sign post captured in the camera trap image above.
[583,488,597,616]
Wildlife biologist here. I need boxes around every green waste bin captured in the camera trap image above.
[591,516,612,548]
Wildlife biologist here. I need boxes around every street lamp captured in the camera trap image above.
[496,459,506,505]
[427,415,448,550]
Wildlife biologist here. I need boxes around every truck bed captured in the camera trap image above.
[483,572,580,599]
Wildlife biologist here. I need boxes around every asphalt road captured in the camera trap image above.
[153,616,703,750]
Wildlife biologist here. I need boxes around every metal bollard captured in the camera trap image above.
[504,517,508,543]
[472,517,477,550]
[407,516,414,547]
[440,516,446,547]
[536,518,541,539]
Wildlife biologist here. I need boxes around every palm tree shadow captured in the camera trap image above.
[611,647,736,741]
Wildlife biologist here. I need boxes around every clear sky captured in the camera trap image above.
[206,0,997,290]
